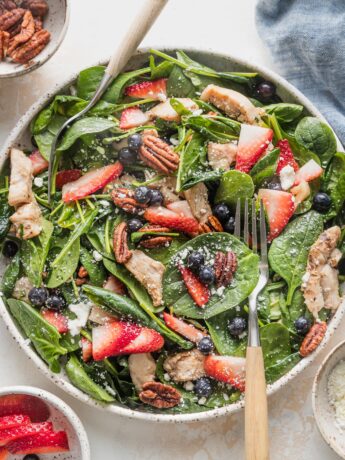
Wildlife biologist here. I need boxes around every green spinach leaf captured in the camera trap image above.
[215,170,255,207]
[250,148,280,187]
[1,251,20,297]
[34,114,67,160]
[80,246,106,286]
[46,236,80,288]
[206,310,246,356]
[322,152,345,220]
[167,65,195,97]
[264,103,303,123]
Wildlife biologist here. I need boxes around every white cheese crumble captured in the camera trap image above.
[93,250,103,262]
[328,360,345,429]
[279,165,296,191]
[68,302,91,336]
[184,381,194,391]
[33,177,43,187]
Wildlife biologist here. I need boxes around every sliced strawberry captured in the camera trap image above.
[56,169,82,189]
[144,206,199,234]
[204,355,246,392]
[125,78,167,101]
[8,430,69,455]
[0,415,30,431]
[88,305,118,325]
[235,124,273,173]
[0,395,50,422]
[103,275,126,295]
[29,150,49,175]
[0,421,52,446]
[178,265,210,307]
[92,321,141,361]
[167,200,194,218]
[0,448,8,460]
[163,312,206,343]
[258,189,295,241]
[120,327,164,355]
[81,337,92,363]
[290,180,311,208]
[276,139,299,173]
[293,159,323,186]
[119,107,150,130]
[41,309,69,334]
[62,162,123,203]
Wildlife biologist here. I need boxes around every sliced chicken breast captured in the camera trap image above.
[207,141,238,170]
[184,182,212,225]
[8,148,33,207]
[148,98,198,122]
[10,200,42,239]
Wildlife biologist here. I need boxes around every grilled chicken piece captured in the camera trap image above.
[10,200,42,239]
[207,141,237,170]
[184,182,212,225]
[124,250,165,306]
[128,353,157,391]
[148,98,198,122]
[12,276,33,302]
[308,226,341,269]
[200,84,263,124]
[320,264,342,310]
[163,349,206,383]
[8,148,34,207]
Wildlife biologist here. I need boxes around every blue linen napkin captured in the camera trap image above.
[256,0,345,146]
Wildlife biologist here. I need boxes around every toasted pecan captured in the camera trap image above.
[199,215,224,234]
[139,382,181,409]
[0,8,25,31]
[10,28,50,63]
[299,321,327,357]
[214,250,237,288]
[113,222,132,264]
[8,9,34,54]
[78,266,88,279]
[0,29,9,60]
[22,0,48,17]
[111,187,148,214]
[139,134,179,175]
[140,236,172,248]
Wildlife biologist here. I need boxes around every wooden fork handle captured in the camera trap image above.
[105,0,168,78]
[245,346,269,460]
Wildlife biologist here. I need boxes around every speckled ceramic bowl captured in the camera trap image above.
[0,48,344,423]
[0,0,70,79]
[0,386,90,459]
[313,340,345,459]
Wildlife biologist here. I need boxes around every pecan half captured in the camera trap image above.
[78,266,88,279]
[214,251,237,288]
[139,134,179,174]
[0,0,17,15]
[0,8,25,31]
[111,187,148,214]
[139,381,181,409]
[10,28,50,63]
[138,224,172,248]
[299,321,327,357]
[75,277,87,286]
[22,0,48,17]
[33,15,42,31]
[0,30,9,60]
[199,215,224,234]
[113,222,132,264]
[8,9,34,54]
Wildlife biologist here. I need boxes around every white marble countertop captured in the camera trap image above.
[0,0,343,458]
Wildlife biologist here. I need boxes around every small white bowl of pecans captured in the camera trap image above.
[0,0,70,78]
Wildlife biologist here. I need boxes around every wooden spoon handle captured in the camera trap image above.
[105,0,168,78]
[245,346,269,460]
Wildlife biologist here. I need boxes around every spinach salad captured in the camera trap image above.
[1,50,344,414]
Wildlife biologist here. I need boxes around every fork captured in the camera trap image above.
[234,198,270,460]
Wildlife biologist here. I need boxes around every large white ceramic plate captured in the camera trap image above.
[0,48,344,423]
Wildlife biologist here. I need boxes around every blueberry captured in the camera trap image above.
[254,80,276,102]
[28,287,48,307]
[118,147,137,166]
[2,240,18,258]
[213,203,231,223]
[223,216,235,233]
[127,218,144,233]
[339,257,345,276]
[128,133,142,151]
[294,316,311,335]
[134,186,152,204]
[194,377,213,398]
[149,189,164,206]
[228,317,247,337]
[198,266,215,285]
[24,455,40,460]
[46,294,66,311]
[313,192,332,213]
[187,251,204,273]
[197,337,214,355]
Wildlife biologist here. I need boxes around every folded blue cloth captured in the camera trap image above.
[256,0,345,146]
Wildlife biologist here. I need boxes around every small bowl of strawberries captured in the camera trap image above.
[0,386,90,459]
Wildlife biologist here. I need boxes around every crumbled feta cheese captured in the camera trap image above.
[328,360,345,429]
[33,177,43,187]
[164,373,171,382]
[99,200,110,207]
[68,302,92,336]
[198,397,207,405]
[184,381,194,391]
[93,250,103,262]
[169,137,179,146]
[279,165,296,191]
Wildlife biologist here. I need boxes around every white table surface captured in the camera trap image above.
[0,0,343,458]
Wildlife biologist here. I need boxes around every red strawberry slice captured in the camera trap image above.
[7,430,69,455]
[119,107,150,130]
[167,200,194,218]
[293,159,323,186]
[235,124,273,173]
[0,422,52,446]
[81,337,93,363]
[56,169,82,189]
[258,189,295,241]
[0,395,50,422]
[125,78,167,101]
[0,415,30,431]
[92,321,141,361]
[276,139,299,173]
[120,327,164,355]
[163,312,206,343]
[103,275,126,295]
[62,162,123,203]
[178,265,210,307]
[29,150,49,175]
[41,309,69,334]
[144,206,199,234]
[0,448,8,460]
[204,355,246,392]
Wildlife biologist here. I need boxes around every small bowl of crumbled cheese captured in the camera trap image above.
[313,340,345,459]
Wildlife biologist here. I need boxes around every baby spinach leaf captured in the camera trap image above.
[176,132,208,192]
[265,353,301,384]
[34,114,67,160]
[261,322,291,368]
[250,148,280,187]
[1,251,20,297]
[206,310,246,356]
[0,186,12,241]
[7,299,67,372]
[149,55,174,79]
[264,103,303,123]
[46,236,80,288]
[104,67,150,103]
[295,117,337,168]
[288,289,311,323]
[77,66,106,100]
[322,152,345,220]
[215,170,255,207]
[163,233,259,319]
[80,246,106,286]
[257,281,286,322]
[65,355,115,403]
[184,115,240,142]
[268,211,324,304]
[167,65,195,97]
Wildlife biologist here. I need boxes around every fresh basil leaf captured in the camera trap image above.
[1,251,20,297]
[250,148,280,187]
[264,103,303,123]
[215,170,255,207]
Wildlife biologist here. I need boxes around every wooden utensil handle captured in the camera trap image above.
[105,0,168,78]
[245,346,269,460]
